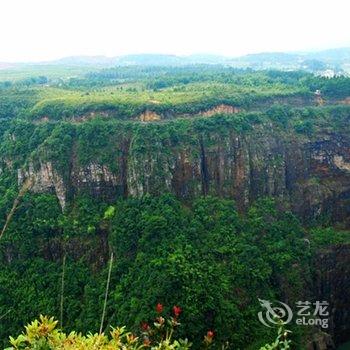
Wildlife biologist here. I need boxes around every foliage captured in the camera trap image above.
[6,313,292,350]
[6,314,192,350]
[259,321,291,350]
[308,227,350,247]
[0,192,316,348]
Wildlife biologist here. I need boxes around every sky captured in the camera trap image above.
[1,0,349,62]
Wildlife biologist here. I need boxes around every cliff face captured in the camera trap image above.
[15,121,350,225]
[18,162,67,208]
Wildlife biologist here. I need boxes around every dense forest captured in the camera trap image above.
[0,66,349,349]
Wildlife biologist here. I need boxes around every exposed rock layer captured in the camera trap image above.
[16,126,350,225]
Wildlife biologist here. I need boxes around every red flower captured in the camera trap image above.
[207,330,214,339]
[173,305,182,317]
[141,322,150,331]
[156,303,163,313]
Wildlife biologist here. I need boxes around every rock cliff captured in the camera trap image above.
[14,119,350,226]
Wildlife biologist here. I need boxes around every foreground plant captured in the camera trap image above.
[259,320,291,350]
[6,308,192,350]
[6,309,291,350]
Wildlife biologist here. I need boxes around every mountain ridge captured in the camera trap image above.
[2,47,350,69]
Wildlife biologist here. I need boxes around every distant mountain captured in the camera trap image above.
[51,54,188,67]
[52,55,117,66]
[49,53,235,67]
[114,54,183,66]
[226,48,350,73]
[232,52,301,63]
[227,52,302,69]
[114,54,231,66]
[305,47,350,63]
[50,48,350,73]
[2,47,350,74]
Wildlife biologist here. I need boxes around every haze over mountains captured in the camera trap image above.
[2,47,350,75]
[1,47,350,74]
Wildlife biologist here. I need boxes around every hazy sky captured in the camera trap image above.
[1,0,349,62]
